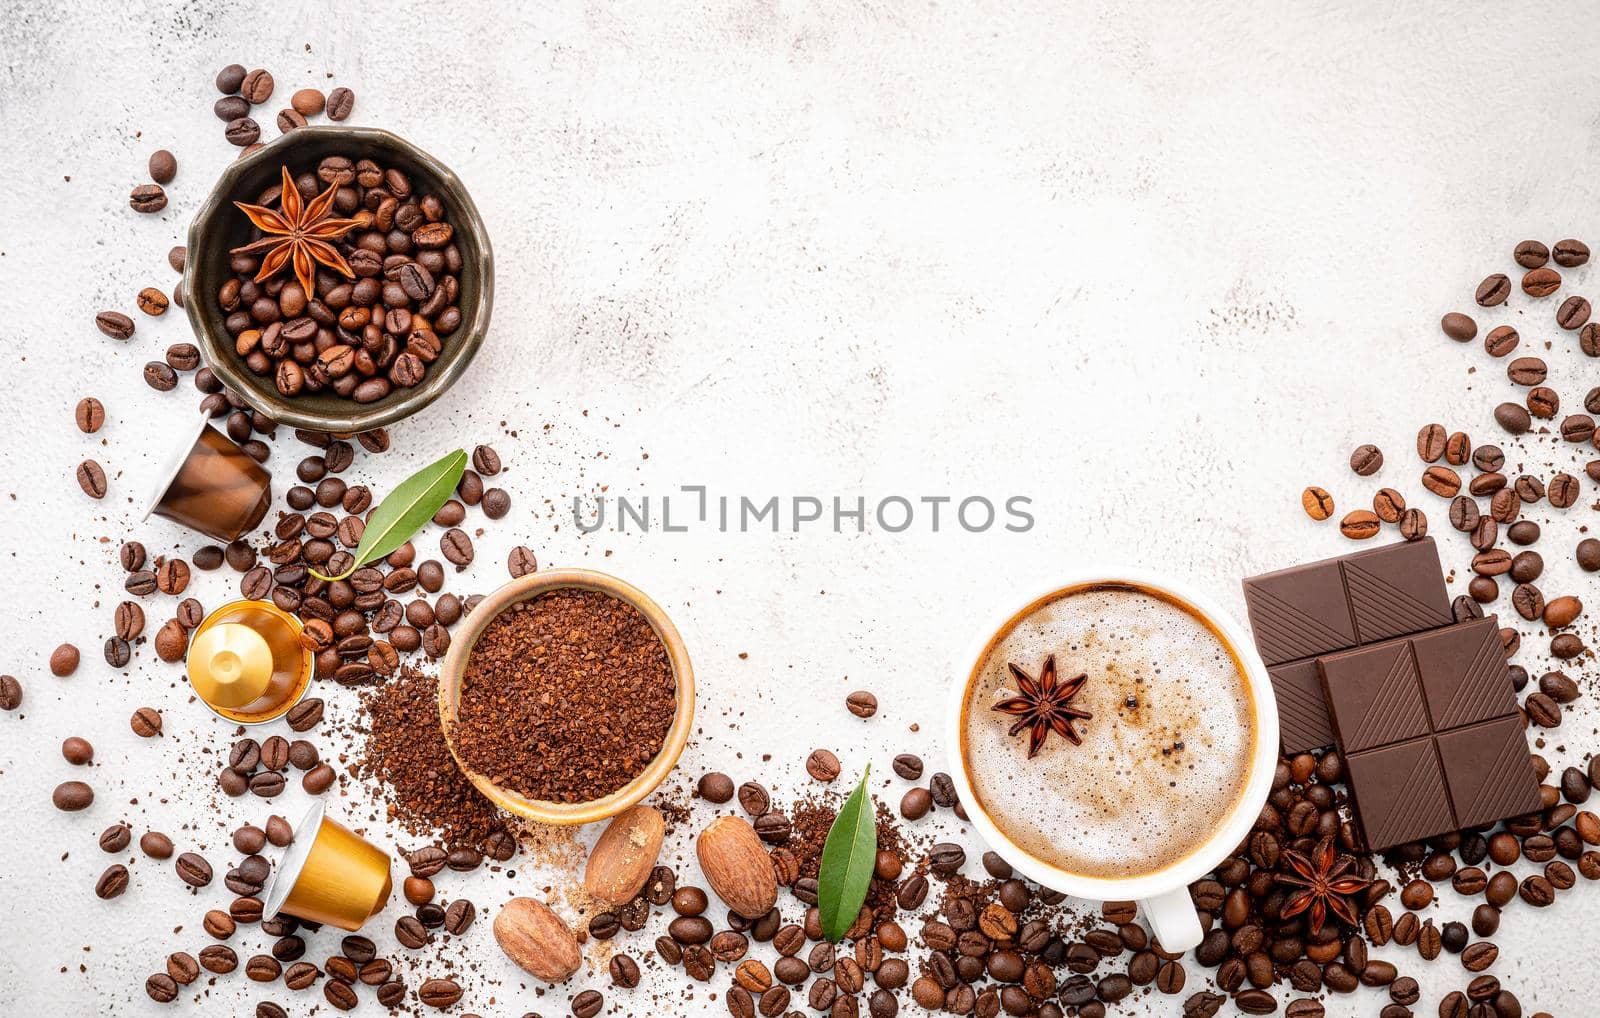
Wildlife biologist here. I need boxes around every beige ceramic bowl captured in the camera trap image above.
[438,569,694,825]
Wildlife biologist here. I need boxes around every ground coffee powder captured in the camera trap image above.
[452,589,675,803]
[356,665,511,851]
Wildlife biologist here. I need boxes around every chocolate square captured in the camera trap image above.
[1318,640,1430,753]
[1410,618,1517,730]
[1436,717,1543,829]
[1344,738,1457,850]
[1270,659,1335,754]
[1341,539,1452,643]
[1242,560,1356,666]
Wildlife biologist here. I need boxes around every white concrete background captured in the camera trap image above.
[2,1,1599,1015]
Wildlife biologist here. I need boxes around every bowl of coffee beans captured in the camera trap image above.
[438,568,695,825]
[184,125,492,432]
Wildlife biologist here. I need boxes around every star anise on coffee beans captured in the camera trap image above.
[231,165,360,298]
[1276,835,1370,934]
[990,654,1093,758]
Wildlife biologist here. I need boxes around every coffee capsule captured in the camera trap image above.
[264,801,392,932]
[145,414,271,541]
[186,599,313,724]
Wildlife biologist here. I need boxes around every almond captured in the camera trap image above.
[584,805,665,906]
[492,897,581,983]
[696,815,778,919]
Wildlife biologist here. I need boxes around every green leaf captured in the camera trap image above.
[817,765,876,942]
[308,449,468,582]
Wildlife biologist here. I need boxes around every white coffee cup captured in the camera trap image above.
[944,568,1278,952]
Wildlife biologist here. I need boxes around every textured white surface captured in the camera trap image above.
[2,1,1600,1015]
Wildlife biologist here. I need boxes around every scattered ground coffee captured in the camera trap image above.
[357,665,512,852]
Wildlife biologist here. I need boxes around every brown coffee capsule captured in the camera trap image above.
[146,416,272,541]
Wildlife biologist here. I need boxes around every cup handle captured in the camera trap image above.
[1140,888,1203,952]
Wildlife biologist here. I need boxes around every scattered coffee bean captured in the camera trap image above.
[327,87,355,120]
[1476,273,1511,306]
[130,183,168,213]
[76,459,108,498]
[1554,239,1590,267]
[806,748,841,781]
[1350,444,1383,475]
[1301,486,1334,520]
[1339,510,1380,540]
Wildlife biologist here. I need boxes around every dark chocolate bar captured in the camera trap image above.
[1318,617,1539,850]
[1241,538,1452,753]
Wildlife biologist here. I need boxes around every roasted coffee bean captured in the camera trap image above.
[1484,324,1519,357]
[683,944,716,981]
[1422,465,1461,497]
[1399,508,1427,541]
[1507,356,1547,385]
[444,898,476,935]
[129,706,163,737]
[144,358,182,390]
[1340,509,1380,540]
[395,915,431,949]
[737,781,771,816]
[508,545,538,577]
[807,748,842,781]
[302,763,336,794]
[891,754,923,780]
[1371,487,1405,522]
[74,457,109,498]
[1528,386,1560,419]
[1522,265,1562,296]
[418,977,462,1008]
[1494,402,1531,434]
[1559,294,1592,329]
[192,946,239,979]
[1350,444,1384,475]
[1476,273,1511,306]
[286,698,323,731]
[323,981,358,1011]
[53,778,94,810]
[1448,495,1479,532]
[1519,874,1555,906]
[1526,692,1562,727]
[698,772,735,803]
[1301,485,1334,520]
[1552,237,1590,266]
[1461,941,1497,971]
[1440,314,1476,342]
[327,87,355,120]
[130,183,168,212]
[176,852,213,887]
[1513,239,1550,267]
[144,973,179,1003]
[96,310,136,340]
[440,528,474,565]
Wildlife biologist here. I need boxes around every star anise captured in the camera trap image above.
[231,165,360,298]
[1276,835,1370,934]
[990,654,1093,758]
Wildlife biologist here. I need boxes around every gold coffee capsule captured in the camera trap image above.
[145,414,271,542]
[264,801,393,932]
[185,599,313,724]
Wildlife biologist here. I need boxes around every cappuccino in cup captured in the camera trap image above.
[959,582,1256,880]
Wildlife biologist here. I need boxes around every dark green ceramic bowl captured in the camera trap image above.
[184,126,493,433]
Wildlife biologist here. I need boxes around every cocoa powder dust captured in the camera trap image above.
[451,589,676,804]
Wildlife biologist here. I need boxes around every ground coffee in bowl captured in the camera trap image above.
[450,587,676,804]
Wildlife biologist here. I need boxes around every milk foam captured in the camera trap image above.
[962,584,1254,880]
